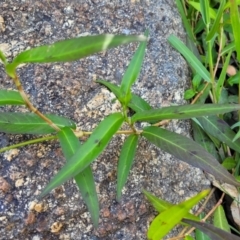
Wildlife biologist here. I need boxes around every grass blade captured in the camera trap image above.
[142,126,240,186]
[214,205,231,233]
[197,116,240,153]
[6,34,147,75]
[168,35,211,82]
[200,0,210,27]
[206,0,226,41]
[229,0,240,61]
[147,190,210,240]
[0,90,24,105]
[58,127,99,227]
[216,50,232,102]
[117,134,138,200]
[221,41,235,56]
[131,104,240,123]
[183,219,240,240]
[39,112,124,198]
[175,0,195,42]
[120,30,148,104]
[0,113,76,134]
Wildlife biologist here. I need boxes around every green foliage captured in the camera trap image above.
[39,112,124,198]
[147,190,210,240]
[1,8,240,237]
[0,90,24,105]
[117,134,139,200]
[0,113,76,134]
[213,205,231,233]
[58,127,99,227]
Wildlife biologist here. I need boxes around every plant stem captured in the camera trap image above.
[12,73,61,132]
[0,129,139,153]
[0,135,57,153]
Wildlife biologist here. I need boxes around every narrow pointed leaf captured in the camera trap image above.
[58,127,99,227]
[0,90,25,105]
[6,34,147,75]
[96,80,121,99]
[168,35,211,82]
[176,0,195,42]
[39,112,124,198]
[183,219,240,240]
[200,0,210,27]
[120,30,148,104]
[206,0,226,41]
[147,190,210,240]
[142,189,199,222]
[216,50,232,103]
[214,205,230,233]
[117,134,138,200]
[142,126,240,186]
[197,116,240,153]
[221,41,235,56]
[229,0,240,61]
[96,80,152,112]
[131,104,240,123]
[0,112,76,134]
[128,94,152,112]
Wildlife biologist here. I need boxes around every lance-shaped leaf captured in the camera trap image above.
[168,35,211,82]
[96,80,152,112]
[213,205,230,233]
[229,0,240,62]
[183,219,240,240]
[200,0,210,27]
[6,34,147,77]
[206,0,225,41]
[142,189,199,223]
[197,116,240,153]
[0,90,25,105]
[117,134,138,200]
[216,50,232,103]
[39,112,124,198]
[0,112,76,134]
[142,126,240,186]
[119,30,148,105]
[175,0,195,42]
[131,104,240,123]
[128,94,152,112]
[147,189,210,240]
[58,127,99,227]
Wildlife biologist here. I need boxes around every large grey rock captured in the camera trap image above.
[0,0,212,239]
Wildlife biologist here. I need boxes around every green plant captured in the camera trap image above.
[1,20,240,239]
[139,0,240,239]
